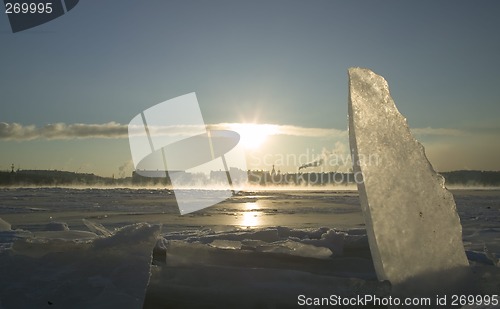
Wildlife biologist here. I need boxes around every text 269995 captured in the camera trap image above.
[5,2,53,14]
[451,295,498,307]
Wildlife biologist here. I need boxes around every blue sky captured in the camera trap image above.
[1,0,499,176]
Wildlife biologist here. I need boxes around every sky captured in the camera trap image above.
[1,0,499,177]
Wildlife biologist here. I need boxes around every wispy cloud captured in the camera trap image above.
[210,123,346,138]
[411,127,467,137]
[0,121,474,141]
[275,125,346,137]
[0,122,127,140]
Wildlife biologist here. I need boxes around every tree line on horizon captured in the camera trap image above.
[1,169,500,187]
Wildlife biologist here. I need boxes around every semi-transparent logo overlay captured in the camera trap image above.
[128,93,247,215]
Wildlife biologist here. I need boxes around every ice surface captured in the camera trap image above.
[348,68,469,293]
[145,265,389,308]
[0,189,499,306]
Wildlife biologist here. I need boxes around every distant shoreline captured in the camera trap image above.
[1,169,499,188]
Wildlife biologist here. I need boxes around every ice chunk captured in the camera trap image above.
[348,68,469,293]
[256,240,333,259]
[83,218,113,237]
[299,229,346,256]
[0,217,11,231]
[466,250,497,266]
[43,221,69,231]
[277,226,329,239]
[184,228,279,244]
[240,239,268,250]
[0,218,32,251]
[152,237,169,264]
[31,230,98,242]
[0,223,160,308]
[209,239,242,250]
[484,245,499,267]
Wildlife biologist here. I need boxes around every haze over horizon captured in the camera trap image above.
[1,1,499,177]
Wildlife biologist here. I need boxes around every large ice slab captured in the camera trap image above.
[348,68,469,293]
[0,223,160,308]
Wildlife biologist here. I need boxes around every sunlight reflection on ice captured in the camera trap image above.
[240,202,262,227]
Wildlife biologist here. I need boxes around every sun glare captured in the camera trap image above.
[231,123,277,150]
[240,202,261,227]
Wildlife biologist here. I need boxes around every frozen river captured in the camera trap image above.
[0,188,499,308]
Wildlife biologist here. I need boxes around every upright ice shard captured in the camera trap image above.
[348,68,469,294]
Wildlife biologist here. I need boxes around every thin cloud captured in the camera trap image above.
[411,127,467,137]
[211,123,346,138]
[275,125,346,138]
[0,122,127,140]
[0,122,472,141]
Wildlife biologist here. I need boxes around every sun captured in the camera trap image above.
[230,123,277,150]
